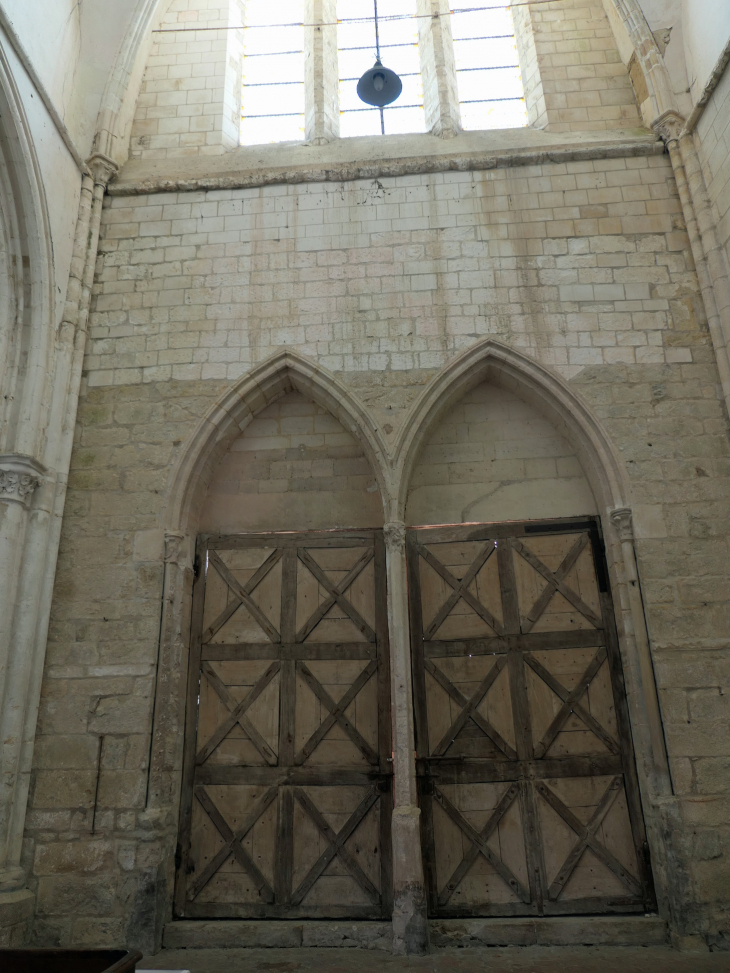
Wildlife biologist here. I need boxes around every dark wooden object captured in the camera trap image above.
[0,950,143,973]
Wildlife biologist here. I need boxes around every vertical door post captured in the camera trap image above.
[383,521,428,954]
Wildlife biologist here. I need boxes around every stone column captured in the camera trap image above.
[0,457,44,943]
[654,109,730,418]
[416,0,461,138]
[383,522,428,955]
[609,508,669,785]
[305,0,339,143]
[0,155,116,944]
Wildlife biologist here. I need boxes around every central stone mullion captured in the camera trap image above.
[304,0,340,143]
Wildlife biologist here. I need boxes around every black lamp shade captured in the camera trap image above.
[357,60,403,107]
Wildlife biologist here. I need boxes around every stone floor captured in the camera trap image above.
[141,946,730,972]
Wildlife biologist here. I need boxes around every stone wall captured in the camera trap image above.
[131,0,244,159]
[21,136,730,948]
[695,64,730,278]
[199,390,382,532]
[405,383,597,525]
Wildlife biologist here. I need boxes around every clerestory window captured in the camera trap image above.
[451,4,527,131]
[240,0,306,146]
[337,0,427,138]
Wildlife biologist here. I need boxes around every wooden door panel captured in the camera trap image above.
[176,531,392,920]
[410,518,652,919]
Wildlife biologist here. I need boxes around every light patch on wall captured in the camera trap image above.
[241,0,306,145]
[452,4,528,131]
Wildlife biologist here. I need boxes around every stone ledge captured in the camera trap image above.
[429,915,669,948]
[163,920,393,950]
[163,915,668,950]
[110,130,663,197]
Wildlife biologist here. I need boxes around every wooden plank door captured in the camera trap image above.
[176,530,392,919]
[408,517,654,918]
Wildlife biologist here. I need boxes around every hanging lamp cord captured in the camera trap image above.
[374,0,381,60]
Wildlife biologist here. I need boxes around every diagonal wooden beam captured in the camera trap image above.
[523,650,619,757]
[428,656,516,759]
[294,660,378,765]
[291,786,380,905]
[535,780,642,897]
[546,775,623,900]
[438,782,520,906]
[203,548,283,642]
[196,661,281,765]
[296,661,379,765]
[511,536,602,632]
[419,544,505,637]
[207,549,282,643]
[421,542,497,640]
[193,786,277,902]
[434,786,531,903]
[201,662,278,765]
[297,548,376,643]
[296,548,374,643]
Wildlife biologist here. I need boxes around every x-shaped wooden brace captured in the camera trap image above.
[205,548,283,643]
[196,661,281,765]
[419,542,505,639]
[295,660,379,765]
[523,647,619,759]
[296,547,375,643]
[434,784,530,905]
[511,534,602,633]
[290,786,380,906]
[426,655,517,760]
[190,784,279,902]
[535,776,642,899]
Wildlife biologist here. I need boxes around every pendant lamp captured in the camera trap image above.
[357,1,403,109]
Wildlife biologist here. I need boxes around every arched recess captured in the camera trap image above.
[0,44,55,456]
[390,336,674,915]
[163,350,393,536]
[393,338,632,523]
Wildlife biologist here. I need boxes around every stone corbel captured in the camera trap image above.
[164,530,190,569]
[86,152,119,189]
[651,108,684,148]
[0,455,45,508]
[383,520,406,552]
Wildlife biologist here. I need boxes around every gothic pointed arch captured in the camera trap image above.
[393,338,632,523]
[0,43,55,455]
[163,350,393,533]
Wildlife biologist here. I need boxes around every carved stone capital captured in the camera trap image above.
[0,455,45,508]
[86,153,119,189]
[652,109,685,146]
[383,521,407,552]
[164,530,188,565]
[610,507,634,542]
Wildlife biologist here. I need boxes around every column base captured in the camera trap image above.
[391,805,429,955]
[0,888,34,946]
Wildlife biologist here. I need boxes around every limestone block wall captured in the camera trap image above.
[130,0,244,159]
[199,390,382,532]
[695,65,730,280]
[516,0,643,133]
[405,383,597,525]
[21,149,730,948]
